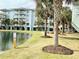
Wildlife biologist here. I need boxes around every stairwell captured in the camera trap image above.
[72,22,79,32]
[72,4,79,32]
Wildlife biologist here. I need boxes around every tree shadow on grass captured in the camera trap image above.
[16,46,29,49]
[41,36,52,38]
[73,50,79,52]
[60,37,79,40]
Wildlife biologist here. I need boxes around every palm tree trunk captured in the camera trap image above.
[62,21,64,34]
[37,25,39,31]
[45,18,47,37]
[54,21,58,46]
[53,0,62,47]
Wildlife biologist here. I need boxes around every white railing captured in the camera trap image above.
[72,22,79,32]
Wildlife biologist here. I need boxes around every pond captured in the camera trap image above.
[0,32,31,51]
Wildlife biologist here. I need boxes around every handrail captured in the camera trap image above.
[72,22,79,32]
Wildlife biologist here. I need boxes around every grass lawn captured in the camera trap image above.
[0,30,79,59]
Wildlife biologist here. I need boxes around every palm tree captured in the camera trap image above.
[60,7,72,33]
[11,20,18,25]
[53,0,62,47]
[66,9,72,33]
[36,0,47,36]
[53,0,78,47]
[36,0,53,37]
[1,18,10,30]
[41,0,53,37]
[18,20,25,25]
[10,20,19,30]
[18,20,25,30]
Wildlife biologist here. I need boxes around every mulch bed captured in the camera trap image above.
[42,45,73,55]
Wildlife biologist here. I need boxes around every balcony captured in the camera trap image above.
[14,11,26,15]
[13,15,26,19]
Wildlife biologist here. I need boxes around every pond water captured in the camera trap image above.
[0,32,31,51]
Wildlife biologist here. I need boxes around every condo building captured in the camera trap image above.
[0,8,35,30]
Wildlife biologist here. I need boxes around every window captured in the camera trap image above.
[27,23,29,25]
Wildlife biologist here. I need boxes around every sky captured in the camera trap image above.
[0,0,36,9]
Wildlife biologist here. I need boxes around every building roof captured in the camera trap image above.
[0,8,35,11]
